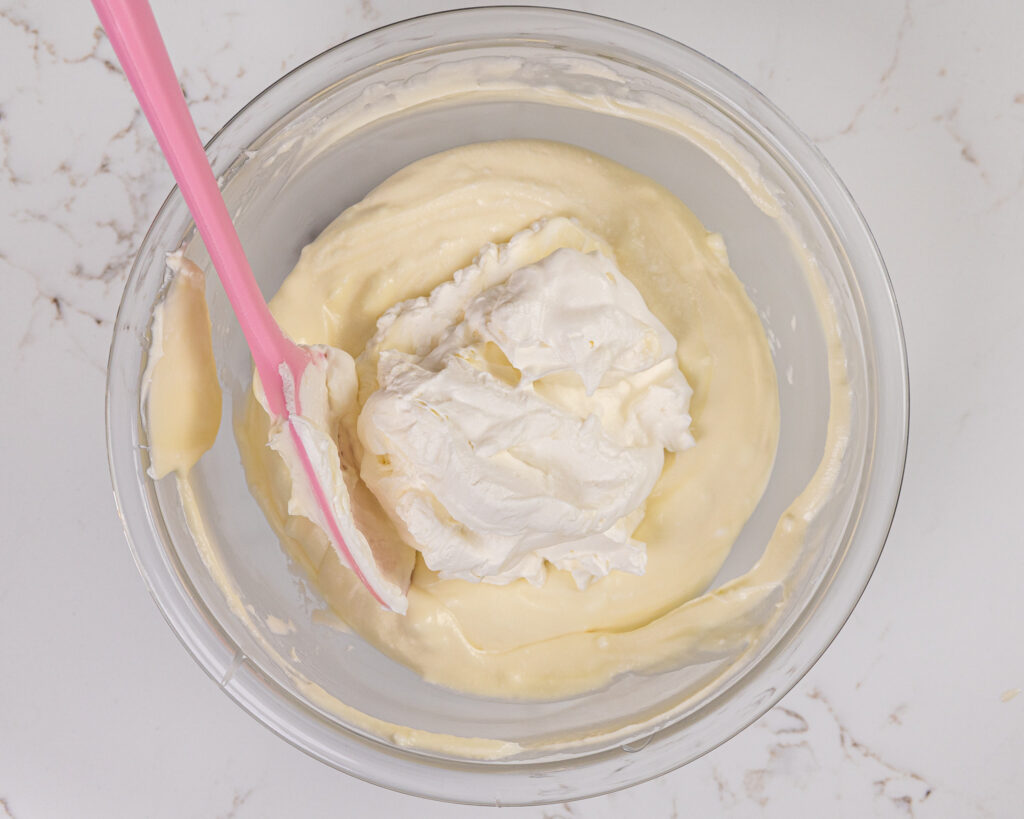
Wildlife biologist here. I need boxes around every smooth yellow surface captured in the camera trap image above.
[237,140,782,698]
[144,256,221,479]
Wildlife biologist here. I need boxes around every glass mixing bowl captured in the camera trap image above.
[106,7,908,806]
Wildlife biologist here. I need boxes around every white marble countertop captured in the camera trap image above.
[2,0,1022,815]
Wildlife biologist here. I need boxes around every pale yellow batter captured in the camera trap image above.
[236,140,781,699]
[142,252,221,479]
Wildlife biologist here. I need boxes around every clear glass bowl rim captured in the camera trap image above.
[106,5,909,806]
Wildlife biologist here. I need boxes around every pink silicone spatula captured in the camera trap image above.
[94,0,393,610]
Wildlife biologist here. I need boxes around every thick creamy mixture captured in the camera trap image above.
[235,140,781,698]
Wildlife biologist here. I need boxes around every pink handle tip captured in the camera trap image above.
[91,0,304,415]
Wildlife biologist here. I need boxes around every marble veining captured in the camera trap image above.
[817,0,914,142]
[936,103,989,182]
[216,789,255,819]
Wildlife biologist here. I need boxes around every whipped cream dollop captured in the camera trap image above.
[357,221,695,588]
